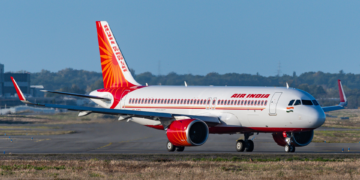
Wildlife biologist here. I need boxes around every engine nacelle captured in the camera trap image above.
[272,130,314,147]
[166,119,209,146]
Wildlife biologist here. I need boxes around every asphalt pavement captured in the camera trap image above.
[0,121,358,154]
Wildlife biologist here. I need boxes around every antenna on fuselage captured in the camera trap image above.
[286,82,289,89]
[184,81,187,87]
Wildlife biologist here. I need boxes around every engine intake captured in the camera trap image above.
[272,130,314,147]
[166,119,209,146]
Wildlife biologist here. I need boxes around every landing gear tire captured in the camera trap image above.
[176,146,185,152]
[245,140,254,152]
[236,140,245,152]
[167,141,176,152]
[285,145,295,153]
[290,146,295,153]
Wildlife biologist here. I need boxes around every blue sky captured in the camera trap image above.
[1,1,360,76]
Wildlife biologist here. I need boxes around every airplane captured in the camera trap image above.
[11,21,347,153]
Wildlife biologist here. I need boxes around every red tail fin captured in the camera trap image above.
[96,21,140,88]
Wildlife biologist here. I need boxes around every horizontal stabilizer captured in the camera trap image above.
[41,90,111,101]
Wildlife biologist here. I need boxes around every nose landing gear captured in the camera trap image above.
[285,144,295,152]
[284,133,296,153]
[236,133,254,152]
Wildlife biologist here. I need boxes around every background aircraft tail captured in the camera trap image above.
[96,21,141,88]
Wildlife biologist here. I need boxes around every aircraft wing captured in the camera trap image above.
[11,77,220,125]
[41,90,111,101]
[321,80,347,112]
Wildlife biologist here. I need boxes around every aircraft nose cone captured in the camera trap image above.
[308,108,326,128]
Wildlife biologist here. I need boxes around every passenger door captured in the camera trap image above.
[269,92,282,116]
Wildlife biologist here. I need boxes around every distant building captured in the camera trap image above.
[3,73,30,97]
[0,63,44,98]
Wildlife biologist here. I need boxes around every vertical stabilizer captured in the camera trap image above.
[96,21,141,88]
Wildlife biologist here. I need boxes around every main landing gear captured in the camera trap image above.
[166,141,185,152]
[236,133,254,152]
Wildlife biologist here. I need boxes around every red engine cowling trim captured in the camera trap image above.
[272,133,287,146]
[166,119,209,146]
[145,125,164,130]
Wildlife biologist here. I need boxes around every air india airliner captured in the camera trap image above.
[11,21,347,153]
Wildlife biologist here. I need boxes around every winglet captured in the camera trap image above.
[338,79,347,106]
[11,77,31,104]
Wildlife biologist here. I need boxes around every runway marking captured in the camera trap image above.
[97,142,112,149]
[91,137,153,151]
[118,136,151,144]
[35,139,50,142]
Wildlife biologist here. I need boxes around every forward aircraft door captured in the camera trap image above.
[269,92,282,116]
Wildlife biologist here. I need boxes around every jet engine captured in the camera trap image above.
[272,130,314,147]
[166,119,209,146]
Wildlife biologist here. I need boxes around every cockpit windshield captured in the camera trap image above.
[302,100,313,105]
[294,100,301,106]
[312,100,320,106]
[288,99,320,106]
[288,100,295,106]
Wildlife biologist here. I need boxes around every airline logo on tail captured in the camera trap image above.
[96,21,140,88]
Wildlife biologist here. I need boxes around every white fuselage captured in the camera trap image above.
[90,86,326,133]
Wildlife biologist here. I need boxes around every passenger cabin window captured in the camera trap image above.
[312,100,319,106]
[302,100,313,105]
[294,100,301,106]
[288,100,295,106]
